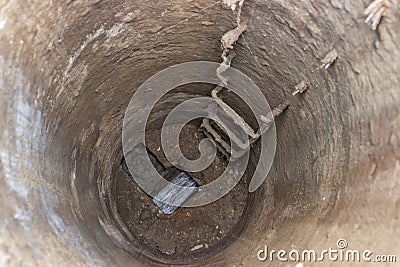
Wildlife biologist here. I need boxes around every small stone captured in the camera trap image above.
[191,244,204,252]
[153,172,198,215]
[158,245,176,255]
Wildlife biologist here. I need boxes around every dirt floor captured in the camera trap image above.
[1,0,400,266]
[113,124,250,262]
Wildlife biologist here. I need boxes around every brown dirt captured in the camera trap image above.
[113,124,250,262]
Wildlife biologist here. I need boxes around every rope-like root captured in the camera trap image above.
[364,0,396,30]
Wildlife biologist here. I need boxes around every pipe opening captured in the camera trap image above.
[1,0,399,266]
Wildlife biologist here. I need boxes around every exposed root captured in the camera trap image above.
[222,0,244,11]
[208,0,312,160]
[201,118,232,158]
[201,74,312,159]
[321,49,338,69]
[217,23,247,85]
[217,0,247,85]
[256,100,290,138]
[202,85,296,160]
[364,0,395,30]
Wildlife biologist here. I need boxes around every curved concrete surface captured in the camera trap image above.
[0,0,399,266]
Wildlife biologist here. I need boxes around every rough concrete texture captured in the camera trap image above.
[0,0,399,266]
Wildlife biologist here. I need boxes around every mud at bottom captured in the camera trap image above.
[110,124,253,264]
